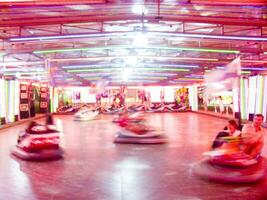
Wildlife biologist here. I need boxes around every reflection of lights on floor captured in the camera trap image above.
[115,158,151,170]
[9,160,32,195]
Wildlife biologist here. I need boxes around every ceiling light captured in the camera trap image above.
[66,68,190,73]
[0,61,44,67]
[132,4,148,14]
[133,33,148,47]
[125,56,138,65]
[9,31,267,42]
[34,45,238,54]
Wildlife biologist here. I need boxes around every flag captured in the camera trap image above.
[204,57,241,96]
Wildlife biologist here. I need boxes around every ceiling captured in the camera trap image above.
[1,0,267,86]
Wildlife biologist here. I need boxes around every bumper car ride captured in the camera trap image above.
[74,109,99,121]
[192,150,267,183]
[114,127,167,144]
[11,131,63,161]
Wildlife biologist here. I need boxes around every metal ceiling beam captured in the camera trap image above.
[2,14,267,27]
[0,0,105,6]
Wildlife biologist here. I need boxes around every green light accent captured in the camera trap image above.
[33,45,240,54]
[67,68,190,73]
[240,71,251,74]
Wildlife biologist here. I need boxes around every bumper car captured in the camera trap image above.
[166,104,188,112]
[192,138,267,183]
[146,103,165,112]
[57,104,81,115]
[74,108,99,121]
[114,113,167,144]
[103,107,124,114]
[11,122,63,161]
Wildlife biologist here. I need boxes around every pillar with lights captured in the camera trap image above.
[0,78,6,124]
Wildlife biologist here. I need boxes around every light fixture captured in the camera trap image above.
[240,71,251,74]
[50,56,218,62]
[241,67,267,71]
[10,32,137,42]
[66,68,190,73]
[9,31,267,42]
[241,59,267,63]
[132,4,148,14]
[62,63,198,69]
[0,61,44,67]
[133,33,148,47]
[124,56,138,65]
[34,45,239,54]
[178,78,203,81]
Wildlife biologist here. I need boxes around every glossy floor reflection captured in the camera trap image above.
[0,113,266,200]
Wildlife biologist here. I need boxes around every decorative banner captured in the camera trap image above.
[40,86,49,113]
[40,102,48,108]
[41,93,47,98]
[19,104,29,112]
[19,83,30,119]
[20,93,28,99]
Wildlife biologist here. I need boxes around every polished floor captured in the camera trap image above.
[0,112,266,200]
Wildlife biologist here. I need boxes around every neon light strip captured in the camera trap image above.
[242,60,267,63]
[242,67,267,71]
[10,32,137,42]
[34,45,239,54]
[66,68,190,72]
[77,72,177,77]
[240,71,251,74]
[111,80,159,83]
[0,61,44,67]
[3,72,48,75]
[85,76,167,80]
[62,63,199,69]
[178,78,203,81]
[8,31,267,42]
[0,68,45,72]
[217,67,267,71]
[50,56,218,62]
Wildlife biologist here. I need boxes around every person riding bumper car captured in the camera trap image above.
[74,107,99,121]
[192,135,267,183]
[113,112,168,144]
[11,115,64,161]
